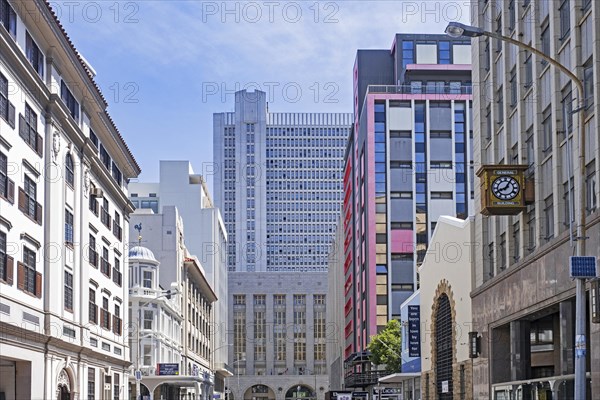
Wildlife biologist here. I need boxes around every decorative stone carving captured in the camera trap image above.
[57,369,71,393]
[52,131,61,164]
[83,167,90,197]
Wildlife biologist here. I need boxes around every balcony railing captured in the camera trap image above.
[344,370,388,388]
[367,84,473,96]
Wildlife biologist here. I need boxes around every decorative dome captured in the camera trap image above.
[128,245,157,262]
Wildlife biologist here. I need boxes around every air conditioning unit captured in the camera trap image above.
[90,188,104,198]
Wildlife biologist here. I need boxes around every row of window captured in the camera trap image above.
[266,138,347,148]
[88,287,122,335]
[88,234,123,287]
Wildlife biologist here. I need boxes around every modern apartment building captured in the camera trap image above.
[470,0,599,399]
[341,34,473,388]
[129,206,218,400]
[129,161,231,396]
[227,272,329,400]
[0,0,140,398]
[213,91,351,397]
[213,90,352,273]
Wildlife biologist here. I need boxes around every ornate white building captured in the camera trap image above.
[0,0,140,398]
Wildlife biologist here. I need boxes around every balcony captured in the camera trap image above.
[344,370,388,388]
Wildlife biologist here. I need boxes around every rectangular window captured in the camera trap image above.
[0,0,17,37]
[20,175,39,222]
[89,129,99,149]
[496,86,504,122]
[60,81,79,122]
[586,163,597,214]
[508,0,516,32]
[111,161,122,186]
[0,72,15,128]
[430,131,451,138]
[144,310,153,330]
[26,32,43,77]
[143,270,152,288]
[484,38,490,72]
[89,288,97,323]
[64,271,73,311]
[562,86,573,135]
[544,196,554,241]
[431,192,453,199]
[510,68,518,107]
[101,247,110,277]
[20,103,40,154]
[113,373,119,400]
[527,208,536,252]
[583,62,594,111]
[391,192,412,199]
[22,246,36,294]
[88,368,95,400]
[100,145,110,170]
[101,297,110,330]
[541,26,550,66]
[0,231,7,282]
[495,15,502,52]
[430,161,453,169]
[542,107,552,155]
[559,0,570,39]
[65,210,74,245]
[524,53,533,88]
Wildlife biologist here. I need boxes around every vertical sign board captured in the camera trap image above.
[408,305,421,358]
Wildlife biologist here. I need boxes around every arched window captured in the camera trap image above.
[65,153,74,187]
[436,293,453,400]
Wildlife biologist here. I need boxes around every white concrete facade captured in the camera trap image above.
[129,160,231,394]
[129,207,218,399]
[0,1,140,399]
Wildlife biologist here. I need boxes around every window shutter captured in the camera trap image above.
[7,102,15,129]
[100,308,105,327]
[35,272,42,298]
[107,312,111,330]
[7,179,14,204]
[36,133,43,157]
[93,304,98,323]
[18,114,26,139]
[18,187,25,213]
[35,203,42,225]
[6,256,13,285]
[17,262,24,290]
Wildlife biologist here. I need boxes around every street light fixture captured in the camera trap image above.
[445,21,589,399]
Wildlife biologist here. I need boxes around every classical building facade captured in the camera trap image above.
[129,206,218,399]
[0,0,140,398]
[129,160,231,396]
[129,245,185,399]
[341,33,473,389]
[470,0,600,398]
[227,272,329,400]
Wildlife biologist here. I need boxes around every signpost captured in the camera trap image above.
[408,305,421,358]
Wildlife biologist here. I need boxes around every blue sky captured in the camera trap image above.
[55,0,469,187]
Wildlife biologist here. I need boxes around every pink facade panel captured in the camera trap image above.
[391,229,414,254]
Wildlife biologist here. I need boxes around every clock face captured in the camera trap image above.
[491,176,520,200]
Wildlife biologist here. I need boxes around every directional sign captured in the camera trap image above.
[569,256,598,278]
[408,305,421,358]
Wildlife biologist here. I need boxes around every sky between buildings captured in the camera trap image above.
[57,0,470,188]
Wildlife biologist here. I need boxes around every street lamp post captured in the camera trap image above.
[445,21,588,399]
[232,358,245,400]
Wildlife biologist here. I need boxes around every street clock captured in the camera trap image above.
[477,165,532,215]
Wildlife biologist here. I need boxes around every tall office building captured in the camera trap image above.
[213,91,351,399]
[340,34,473,389]
[470,1,599,398]
[0,1,140,398]
[213,90,352,273]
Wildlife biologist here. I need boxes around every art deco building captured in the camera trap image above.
[0,0,140,398]
[213,91,351,398]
